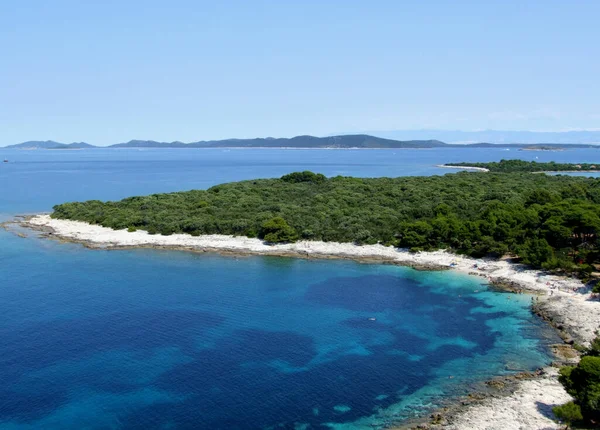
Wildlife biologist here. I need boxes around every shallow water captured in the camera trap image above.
[0,147,587,429]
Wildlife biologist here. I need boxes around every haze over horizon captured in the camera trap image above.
[2,1,599,146]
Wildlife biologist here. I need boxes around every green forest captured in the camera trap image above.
[449,159,600,173]
[52,168,600,275]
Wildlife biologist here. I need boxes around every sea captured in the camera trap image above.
[0,147,597,430]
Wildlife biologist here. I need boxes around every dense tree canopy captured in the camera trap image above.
[52,169,600,273]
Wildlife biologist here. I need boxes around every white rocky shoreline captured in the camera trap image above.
[17,214,600,430]
[435,164,490,172]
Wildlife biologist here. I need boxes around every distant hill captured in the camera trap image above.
[6,141,96,149]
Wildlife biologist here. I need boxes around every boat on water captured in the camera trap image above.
[3,159,7,163]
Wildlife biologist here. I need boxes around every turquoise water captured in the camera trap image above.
[0,148,583,429]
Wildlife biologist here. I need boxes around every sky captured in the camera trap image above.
[1,0,599,146]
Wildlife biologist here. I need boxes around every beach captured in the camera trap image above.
[19,214,600,429]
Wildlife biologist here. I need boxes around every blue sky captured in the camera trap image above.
[1,0,599,145]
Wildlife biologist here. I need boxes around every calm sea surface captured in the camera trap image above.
[0,147,596,429]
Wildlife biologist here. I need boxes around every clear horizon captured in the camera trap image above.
[2,1,599,145]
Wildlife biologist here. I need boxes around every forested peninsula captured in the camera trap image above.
[52,167,600,276]
[445,159,600,173]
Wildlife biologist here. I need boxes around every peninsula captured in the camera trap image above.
[442,159,600,173]
[49,168,600,275]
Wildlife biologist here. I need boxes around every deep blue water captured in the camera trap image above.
[0,147,594,429]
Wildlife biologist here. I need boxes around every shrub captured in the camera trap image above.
[281,171,326,184]
[518,238,555,267]
[553,401,583,429]
[260,217,298,243]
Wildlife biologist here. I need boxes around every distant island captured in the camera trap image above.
[4,134,600,150]
[518,145,565,151]
[109,135,447,149]
[442,159,600,173]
